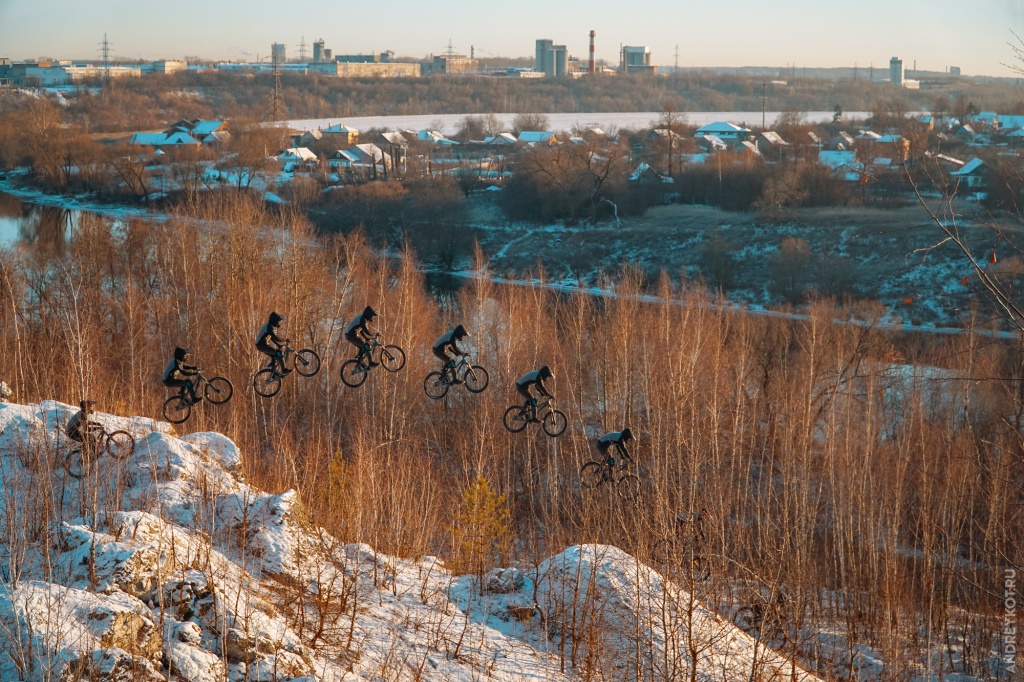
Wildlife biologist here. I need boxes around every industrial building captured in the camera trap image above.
[422,54,480,75]
[309,61,419,78]
[535,39,568,77]
[621,46,656,75]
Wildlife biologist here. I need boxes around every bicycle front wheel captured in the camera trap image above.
[254,369,283,397]
[542,409,568,437]
[579,462,606,489]
[295,349,321,377]
[162,395,192,425]
[380,345,406,373]
[340,359,368,387]
[424,372,449,400]
[502,405,529,433]
[617,473,642,503]
[205,376,233,404]
[464,365,489,393]
[105,431,135,460]
[64,447,87,479]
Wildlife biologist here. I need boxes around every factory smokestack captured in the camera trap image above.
[589,30,596,74]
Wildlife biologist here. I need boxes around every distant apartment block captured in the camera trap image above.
[153,60,187,75]
[535,39,568,77]
[889,57,903,86]
[271,43,287,64]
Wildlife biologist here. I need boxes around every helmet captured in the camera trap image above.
[453,324,468,339]
[363,305,379,320]
[539,365,553,379]
[269,312,286,326]
[620,427,634,442]
[174,347,191,361]
[79,400,96,410]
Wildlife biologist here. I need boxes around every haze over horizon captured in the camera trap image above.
[0,0,1022,77]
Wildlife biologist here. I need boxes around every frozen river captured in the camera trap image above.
[286,111,872,135]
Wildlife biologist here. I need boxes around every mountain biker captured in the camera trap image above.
[163,347,201,403]
[516,366,554,421]
[345,306,380,367]
[66,400,102,451]
[432,324,469,383]
[597,427,634,467]
[256,312,291,375]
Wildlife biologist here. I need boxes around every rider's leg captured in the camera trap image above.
[364,341,379,367]
[277,349,292,375]
[186,379,200,403]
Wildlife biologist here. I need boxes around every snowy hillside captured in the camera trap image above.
[0,400,818,681]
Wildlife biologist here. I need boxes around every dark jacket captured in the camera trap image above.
[597,431,631,459]
[432,330,465,360]
[163,357,198,384]
[344,312,374,344]
[256,320,286,354]
[516,370,551,397]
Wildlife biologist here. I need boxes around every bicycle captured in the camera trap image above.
[64,422,136,479]
[340,333,406,388]
[162,371,234,424]
[579,451,641,501]
[502,397,567,437]
[424,355,489,399]
[253,342,322,398]
[651,511,711,580]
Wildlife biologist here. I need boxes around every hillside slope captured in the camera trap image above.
[0,400,817,681]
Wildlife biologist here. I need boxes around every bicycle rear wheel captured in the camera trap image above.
[105,431,135,460]
[254,369,283,397]
[340,359,368,387]
[424,372,449,399]
[579,461,606,489]
[542,409,568,437]
[205,376,233,404]
[295,349,321,377]
[502,405,530,433]
[380,345,406,372]
[162,395,192,424]
[464,365,489,393]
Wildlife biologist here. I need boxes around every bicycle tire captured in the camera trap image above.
[105,431,135,460]
[340,359,368,387]
[162,395,192,424]
[464,365,489,393]
[64,447,87,479]
[205,376,233,404]
[502,405,530,433]
[295,349,321,377]
[579,461,606,489]
[542,409,568,437]
[254,369,283,397]
[380,345,406,373]
[617,473,642,502]
[424,371,450,400]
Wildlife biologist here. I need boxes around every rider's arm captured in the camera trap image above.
[180,362,199,375]
[537,379,552,398]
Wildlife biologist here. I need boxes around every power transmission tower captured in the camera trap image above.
[298,36,308,63]
[446,39,455,56]
[99,33,112,80]
[674,43,679,71]
[270,49,287,122]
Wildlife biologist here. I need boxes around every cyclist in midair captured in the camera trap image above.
[432,324,469,383]
[597,427,634,467]
[515,365,554,421]
[345,305,380,367]
[163,347,201,403]
[256,312,291,375]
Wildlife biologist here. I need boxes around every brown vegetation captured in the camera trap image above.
[0,193,1020,677]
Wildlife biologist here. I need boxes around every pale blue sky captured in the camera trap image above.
[0,0,1021,76]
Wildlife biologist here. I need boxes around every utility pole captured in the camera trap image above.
[674,43,679,72]
[762,82,766,129]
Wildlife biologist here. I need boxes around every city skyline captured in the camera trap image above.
[0,0,1021,76]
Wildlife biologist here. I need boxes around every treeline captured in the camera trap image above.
[0,193,1019,678]
[5,69,1024,133]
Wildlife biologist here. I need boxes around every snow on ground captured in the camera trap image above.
[0,399,820,681]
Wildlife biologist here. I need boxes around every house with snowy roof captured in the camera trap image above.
[483,133,517,146]
[818,150,863,182]
[517,131,558,146]
[322,124,359,147]
[128,131,201,149]
[417,130,459,145]
[950,157,987,189]
[277,147,319,172]
[695,122,751,143]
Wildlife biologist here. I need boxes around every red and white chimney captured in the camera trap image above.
[589,30,596,74]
